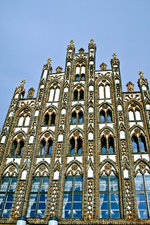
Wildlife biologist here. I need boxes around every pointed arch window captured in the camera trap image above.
[49,87,60,102]
[100,109,113,123]
[128,108,142,121]
[0,177,17,217]
[99,83,111,100]
[18,115,31,127]
[99,174,120,219]
[70,137,83,155]
[62,175,82,218]
[44,112,56,126]
[27,177,49,218]
[71,111,84,124]
[73,88,84,101]
[10,140,24,157]
[132,134,147,153]
[39,139,53,156]
[75,66,85,81]
[135,174,150,218]
[101,135,115,154]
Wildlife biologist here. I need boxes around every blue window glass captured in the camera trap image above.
[62,175,82,218]
[100,111,105,123]
[99,174,120,219]
[135,175,150,219]
[48,139,53,156]
[11,141,17,156]
[72,112,77,124]
[132,136,139,153]
[81,74,85,80]
[140,135,147,152]
[108,136,114,153]
[0,177,17,217]
[78,112,84,124]
[44,113,49,125]
[107,110,112,122]
[40,140,46,156]
[70,138,75,155]
[75,74,79,81]
[18,140,24,156]
[27,177,49,218]
[101,137,107,153]
[77,138,82,155]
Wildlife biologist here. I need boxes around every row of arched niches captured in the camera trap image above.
[1,72,149,158]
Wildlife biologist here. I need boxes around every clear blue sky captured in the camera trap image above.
[0,0,150,129]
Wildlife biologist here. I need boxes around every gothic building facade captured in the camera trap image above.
[0,40,150,225]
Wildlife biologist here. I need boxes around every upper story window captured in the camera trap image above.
[26,177,49,218]
[99,81,111,100]
[135,174,150,219]
[70,136,83,155]
[17,109,31,127]
[100,109,112,123]
[132,133,147,153]
[73,88,84,101]
[39,138,53,156]
[62,175,82,219]
[10,139,25,157]
[128,107,142,121]
[48,83,60,102]
[99,174,120,219]
[44,111,56,126]
[0,177,17,217]
[100,135,114,154]
[71,110,84,124]
[75,65,85,81]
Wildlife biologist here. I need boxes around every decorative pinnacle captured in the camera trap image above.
[90,38,94,44]
[47,58,52,64]
[112,53,117,59]
[21,80,26,85]
[139,70,144,77]
[70,40,74,45]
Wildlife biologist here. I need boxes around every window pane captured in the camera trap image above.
[64,177,73,191]
[145,175,150,190]
[74,177,82,191]
[135,176,144,191]
[0,194,5,210]
[110,176,118,191]
[0,178,9,191]
[100,210,109,219]
[73,209,82,218]
[41,178,49,192]
[99,176,107,191]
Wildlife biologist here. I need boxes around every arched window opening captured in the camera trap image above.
[100,111,105,123]
[44,113,49,125]
[77,138,82,154]
[135,174,150,219]
[135,110,141,121]
[81,74,85,81]
[101,137,107,153]
[62,175,82,219]
[18,140,24,156]
[72,112,77,124]
[75,74,79,81]
[48,139,53,156]
[0,177,17,217]
[107,110,112,122]
[40,140,46,156]
[51,113,56,125]
[105,85,110,98]
[70,138,75,155]
[108,136,114,153]
[24,116,30,126]
[132,136,139,153]
[99,174,120,219]
[18,116,24,126]
[78,111,84,124]
[49,89,54,102]
[140,135,147,152]
[80,90,84,100]
[27,177,49,218]
[11,140,17,156]
[74,90,78,100]
[99,85,104,99]
[129,110,134,121]
[54,88,60,101]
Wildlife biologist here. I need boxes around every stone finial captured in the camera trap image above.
[88,38,96,49]
[15,80,26,97]
[100,62,107,71]
[27,87,35,99]
[46,58,52,72]
[139,70,144,78]
[126,82,134,92]
[67,40,75,52]
[70,40,74,46]
[21,80,26,85]
[56,66,63,73]
[110,52,120,67]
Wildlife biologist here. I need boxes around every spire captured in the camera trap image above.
[138,70,148,86]
[67,40,75,53]
[88,38,96,50]
[110,52,120,67]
